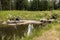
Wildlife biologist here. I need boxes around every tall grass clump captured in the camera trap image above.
[20,23,52,40]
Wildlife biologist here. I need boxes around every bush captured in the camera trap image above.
[50,13,59,19]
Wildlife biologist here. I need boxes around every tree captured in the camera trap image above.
[58,0,60,9]
[30,0,39,10]
[1,0,10,10]
[10,0,16,10]
[0,0,2,10]
[0,0,60,10]
[16,0,24,10]
[39,0,48,11]
[47,0,54,10]
[54,0,59,9]
[22,0,28,10]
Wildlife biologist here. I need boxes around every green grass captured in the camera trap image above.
[0,10,60,40]
[20,23,53,40]
[0,10,60,21]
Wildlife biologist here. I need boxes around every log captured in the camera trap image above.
[2,20,42,26]
[2,19,55,26]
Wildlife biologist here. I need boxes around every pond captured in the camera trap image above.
[0,24,40,40]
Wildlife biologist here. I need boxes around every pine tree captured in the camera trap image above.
[0,0,2,10]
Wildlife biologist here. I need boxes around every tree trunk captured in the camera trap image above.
[0,1,2,10]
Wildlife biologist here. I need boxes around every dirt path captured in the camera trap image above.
[33,24,60,40]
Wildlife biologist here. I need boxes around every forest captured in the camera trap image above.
[0,0,60,11]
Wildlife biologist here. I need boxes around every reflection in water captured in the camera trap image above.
[0,24,28,40]
[14,25,17,30]
[0,24,40,40]
[27,24,34,36]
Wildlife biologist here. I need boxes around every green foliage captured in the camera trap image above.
[51,13,60,19]
[0,0,60,10]
[1,0,10,10]
[0,10,60,21]
[39,0,48,11]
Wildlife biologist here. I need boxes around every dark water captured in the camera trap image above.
[0,24,28,40]
[0,24,40,40]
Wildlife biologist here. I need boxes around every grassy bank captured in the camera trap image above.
[32,22,60,40]
[0,10,60,21]
[0,10,60,40]
[22,23,53,40]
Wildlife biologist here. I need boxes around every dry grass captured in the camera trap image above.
[33,23,60,40]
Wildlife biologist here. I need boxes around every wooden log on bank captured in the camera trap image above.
[2,19,55,26]
[40,19,55,23]
[2,20,42,26]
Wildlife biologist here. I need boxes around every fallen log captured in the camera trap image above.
[40,19,55,23]
[2,18,55,26]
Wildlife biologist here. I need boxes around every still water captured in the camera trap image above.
[0,24,40,40]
